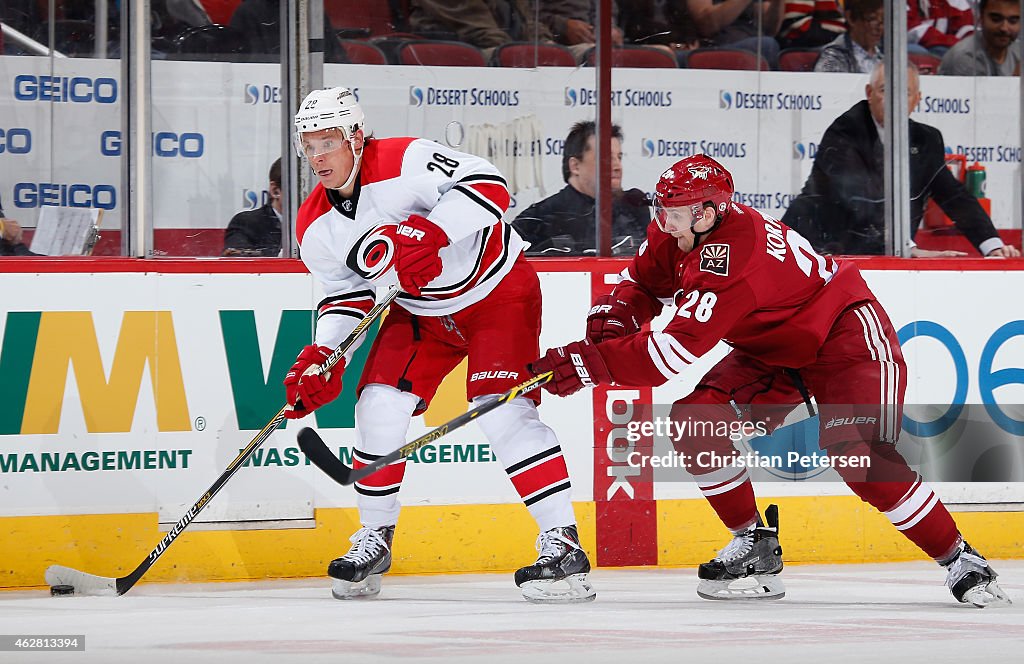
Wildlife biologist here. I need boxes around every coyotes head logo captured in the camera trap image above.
[688,165,712,180]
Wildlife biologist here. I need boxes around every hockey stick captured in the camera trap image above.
[44,287,400,596]
[297,371,554,486]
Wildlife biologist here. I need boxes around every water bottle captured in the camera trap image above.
[965,162,987,198]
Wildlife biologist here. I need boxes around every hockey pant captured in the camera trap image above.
[673,302,961,562]
[350,257,575,532]
[351,385,575,532]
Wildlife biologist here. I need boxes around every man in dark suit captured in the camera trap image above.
[223,158,283,257]
[0,196,36,256]
[782,62,1019,258]
[512,121,650,256]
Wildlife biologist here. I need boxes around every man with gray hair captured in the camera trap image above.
[783,62,1018,257]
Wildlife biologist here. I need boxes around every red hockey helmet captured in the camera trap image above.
[653,154,734,234]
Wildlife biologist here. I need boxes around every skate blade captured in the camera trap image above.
[520,573,596,604]
[697,575,786,601]
[962,581,1013,608]
[331,574,382,600]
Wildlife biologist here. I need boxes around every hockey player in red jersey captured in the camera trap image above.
[285,87,594,603]
[530,154,1010,607]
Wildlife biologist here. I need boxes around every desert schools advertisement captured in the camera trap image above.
[1,60,1019,234]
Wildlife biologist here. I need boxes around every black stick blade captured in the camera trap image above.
[297,427,354,485]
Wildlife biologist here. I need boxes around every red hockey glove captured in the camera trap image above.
[529,339,613,397]
[283,345,344,419]
[394,214,449,296]
[587,294,641,342]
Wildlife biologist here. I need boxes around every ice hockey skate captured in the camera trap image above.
[943,541,1012,608]
[697,504,784,600]
[327,526,394,599]
[514,525,596,604]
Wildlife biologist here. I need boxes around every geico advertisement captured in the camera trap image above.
[0,272,592,518]
[2,60,1021,235]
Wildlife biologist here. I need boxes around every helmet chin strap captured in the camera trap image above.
[689,203,722,247]
[330,139,363,193]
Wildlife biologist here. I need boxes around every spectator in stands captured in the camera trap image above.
[939,0,1021,75]
[512,122,650,256]
[685,0,785,68]
[0,218,33,256]
[619,0,700,62]
[814,0,883,72]
[223,158,283,257]
[782,62,1019,258]
[229,0,348,62]
[908,1,976,58]
[776,1,846,50]
[541,1,623,58]
[0,198,35,256]
[409,0,554,59]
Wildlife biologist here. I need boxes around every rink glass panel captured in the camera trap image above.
[3,3,1018,258]
[0,0,122,255]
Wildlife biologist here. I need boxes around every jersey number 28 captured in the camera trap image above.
[427,152,460,178]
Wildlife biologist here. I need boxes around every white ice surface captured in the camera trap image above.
[3,562,1022,664]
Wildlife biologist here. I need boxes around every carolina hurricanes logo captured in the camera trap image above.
[688,165,712,180]
[346,225,397,280]
[699,243,730,276]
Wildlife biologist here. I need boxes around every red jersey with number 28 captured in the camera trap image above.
[596,202,878,386]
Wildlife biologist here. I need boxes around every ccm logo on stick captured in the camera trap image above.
[396,225,425,241]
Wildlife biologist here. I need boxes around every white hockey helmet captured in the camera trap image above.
[293,86,365,158]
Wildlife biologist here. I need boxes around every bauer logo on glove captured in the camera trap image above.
[393,214,449,296]
[530,339,613,397]
[586,294,641,343]
[570,353,595,387]
[283,344,345,419]
[396,225,426,241]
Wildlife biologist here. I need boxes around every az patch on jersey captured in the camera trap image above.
[699,243,730,276]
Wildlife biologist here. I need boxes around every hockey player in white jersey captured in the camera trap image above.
[283,87,594,604]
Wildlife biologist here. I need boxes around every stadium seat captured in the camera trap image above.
[31,20,96,57]
[687,47,770,71]
[491,42,577,67]
[583,45,677,68]
[909,52,942,75]
[779,48,821,72]
[366,34,418,63]
[339,39,387,65]
[398,40,487,67]
[324,0,403,37]
[197,1,241,26]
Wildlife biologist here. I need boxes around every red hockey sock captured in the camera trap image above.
[847,477,961,560]
[831,440,960,560]
[694,466,759,532]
